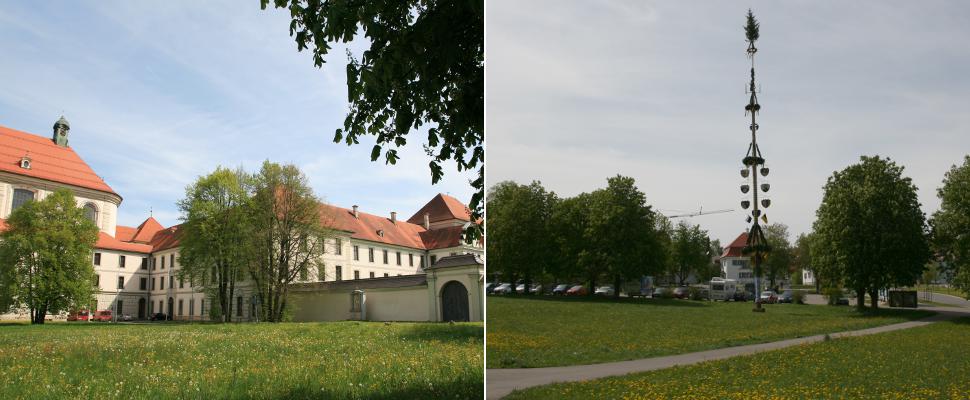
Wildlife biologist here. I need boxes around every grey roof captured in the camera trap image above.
[289,274,427,292]
[54,115,70,128]
[426,253,484,270]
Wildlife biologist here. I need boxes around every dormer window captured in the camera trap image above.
[377,229,384,237]
[19,156,31,170]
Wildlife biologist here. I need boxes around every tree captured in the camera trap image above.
[930,155,970,299]
[792,233,816,291]
[668,221,711,286]
[249,161,335,321]
[486,181,556,292]
[0,189,99,324]
[177,168,253,322]
[262,0,485,237]
[550,193,594,285]
[812,156,930,309]
[763,223,793,289]
[586,176,663,297]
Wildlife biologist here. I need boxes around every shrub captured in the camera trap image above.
[823,287,843,305]
[688,286,705,301]
[791,290,807,305]
[657,287,675,299]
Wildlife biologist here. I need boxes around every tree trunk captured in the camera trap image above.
[856,287,865,310]
[869,288,879,310]
[588,277,596,297]
[613,275,621,299]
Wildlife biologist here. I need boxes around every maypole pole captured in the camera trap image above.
[740,9,771,312]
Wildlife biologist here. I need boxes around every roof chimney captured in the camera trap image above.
[352,205,359,218]
[390,211,397,224]
[423,212,430,229]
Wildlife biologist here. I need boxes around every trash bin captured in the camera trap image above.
[888,290,917,308]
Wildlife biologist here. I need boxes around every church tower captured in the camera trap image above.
[52,115,70,147]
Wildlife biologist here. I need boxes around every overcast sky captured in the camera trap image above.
[486,1,970,245]
[0,2,474,229]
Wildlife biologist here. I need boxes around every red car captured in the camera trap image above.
[92,310,113,322]
[67,310,90,321]
[565,285,588,296]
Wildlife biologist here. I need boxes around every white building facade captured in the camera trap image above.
[0,119,483,322]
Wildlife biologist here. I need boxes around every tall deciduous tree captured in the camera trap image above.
[812,156,930,309]
[792,233,817,291]
[249,161,334,321]
[669,221,711,286]
[763,223,793,289]
[262,0,485,237]
[486,181,556,293]
[177,168,253,322]
[586,176,663,297]
[930,155,970,299]
[0,189,99,324]
[550,193,594,286]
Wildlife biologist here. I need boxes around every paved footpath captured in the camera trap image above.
[487,306,970,400]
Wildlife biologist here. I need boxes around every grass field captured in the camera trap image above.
[487,295,932,368]
[0,321,483,399]
[506,318,970,399]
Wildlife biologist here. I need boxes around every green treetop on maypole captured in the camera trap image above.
[745,9,760,44]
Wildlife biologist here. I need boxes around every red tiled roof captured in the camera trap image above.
[322,204,428,249]
[96,231,153,253]
[722,232,749,258]
[0,124,117,196]
[406,193,471,225]
[131,217,164,243]
[148,224,182,252]
[420,225,466,250]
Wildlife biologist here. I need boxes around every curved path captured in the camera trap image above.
[486,306,970,400]
[918,291,970,308]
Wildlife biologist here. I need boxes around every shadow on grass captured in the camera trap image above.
[490,294,709,307]
[393,322,484,345]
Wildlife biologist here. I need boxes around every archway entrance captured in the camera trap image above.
[138,298,146,319]
[167,297,174,321]
[441,281,469,322]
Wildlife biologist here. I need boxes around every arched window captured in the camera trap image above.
[83,203,98,223]
[11,189,34,211]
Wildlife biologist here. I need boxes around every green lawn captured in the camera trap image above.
[506,318,970,399]
[0,321,483,399]
[487,296,931,368]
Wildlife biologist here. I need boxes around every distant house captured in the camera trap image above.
[802,269,815,286]
[720,232,756,290]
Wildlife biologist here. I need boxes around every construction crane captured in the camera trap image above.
[664,206,733,219]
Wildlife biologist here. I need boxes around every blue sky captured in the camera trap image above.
[487,1,970,245]
[0,2,474,229]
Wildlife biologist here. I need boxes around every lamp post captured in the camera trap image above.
[739,10,771,312]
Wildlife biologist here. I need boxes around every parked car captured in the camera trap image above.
[515,283,527,294]
[778,290,794,303]
[484,282,495,294]
[493,283,513,294]
[92,310,113,322]
[565,285,587,296]
[120,314,133,321]
[67,310,90,322]
[653,287,669,298]
[150,312,167,321]
[760,291,778,304]
[672,286,690,299]
[594,286,614,296]
[733,290,752,302]
[552,284,570,295]
[529,284,543,294]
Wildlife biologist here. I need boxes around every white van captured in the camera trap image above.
[710,277,737,301]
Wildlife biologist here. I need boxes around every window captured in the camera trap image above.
[11,189,34,211]
[169,277,173,289]
[170,254,175,268]
[335,265,342,281]
[93,253,101,266]
[369,271,375,279]
[732,259,748,266]
[368,248,374,263]
[201,299,205,316]
[140,278,147,290]
[189,299,195,317]
[396,252,401,265]
[353,246,359,261]
[141,258,148,269]
[419,256,424,268]
[178,299,183,316]
[236,296,243,317]
[335,238,342,255]
[117,300,123,315]
[117,276,124,289]
[179,278,184,289]
[160,277,165,290]
[94,274,100,288]
[83,203,97,223]
[354,270,360,280]
[119,255,126,268]
[151,278,156,291]
[161,256,165,269]
[152,258,156,270]
[300,268,308,281]
[384,273,389,277]
[318,265,325,282]
[430,255,438,265]
[409,254,414,267]
[383,249,388,264]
